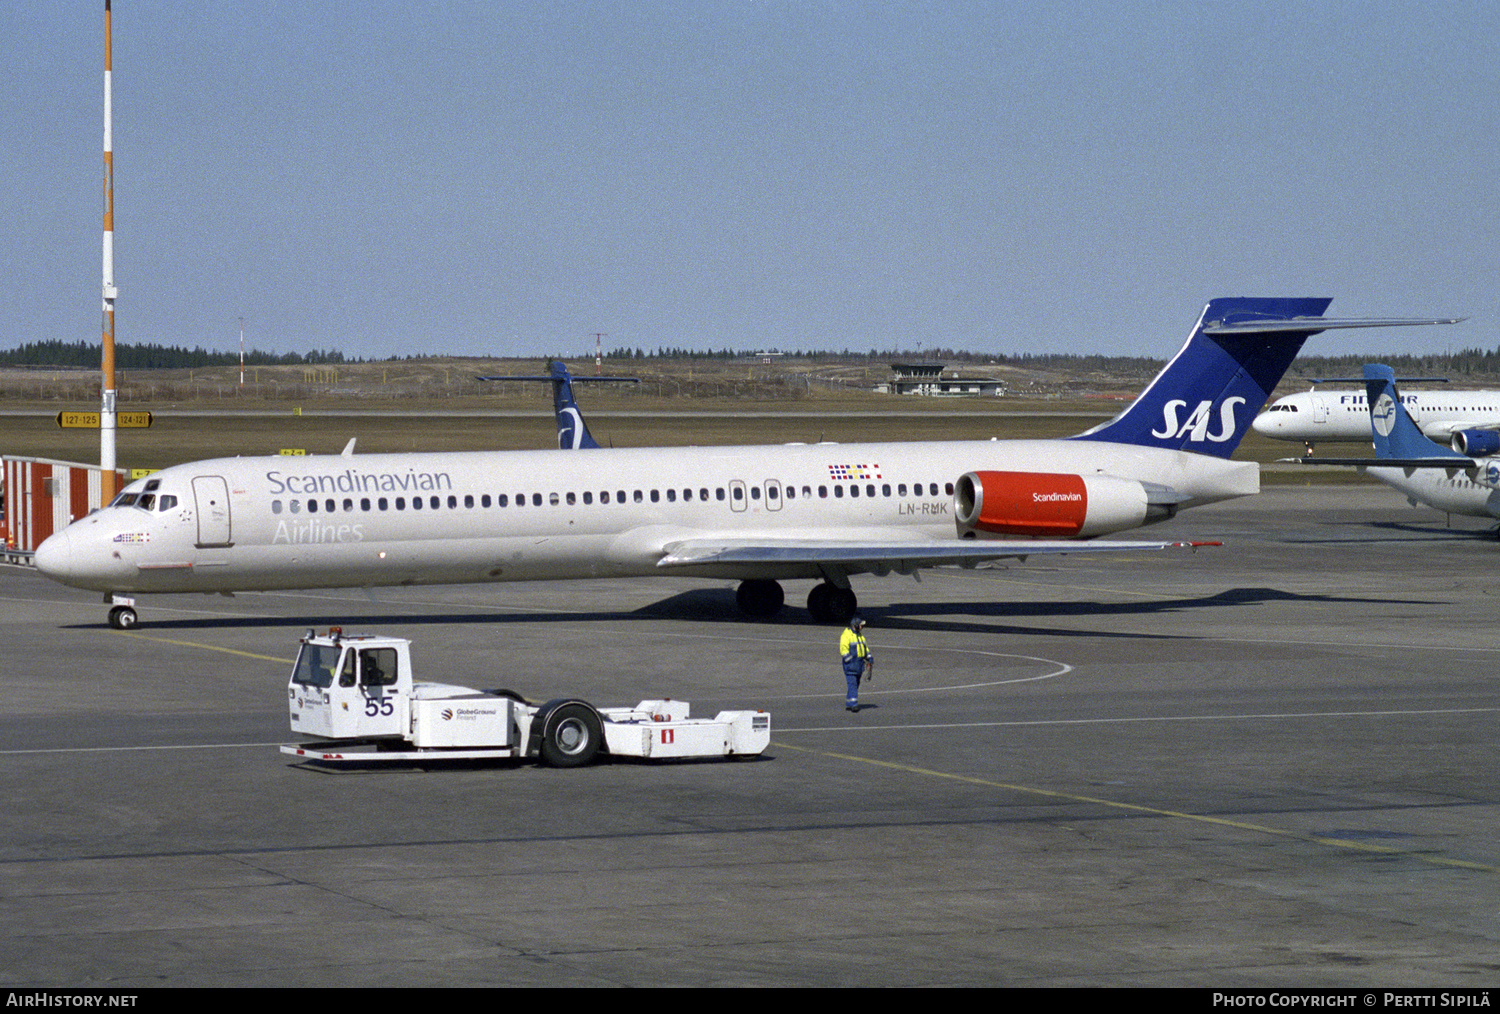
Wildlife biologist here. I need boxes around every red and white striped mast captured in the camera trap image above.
[99,0,119,504]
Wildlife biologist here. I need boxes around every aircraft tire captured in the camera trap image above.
[827,587,858,625]
[108,606,138,630]
[807,583,834,622]
[736,579,785,618]
[539,702,602,768]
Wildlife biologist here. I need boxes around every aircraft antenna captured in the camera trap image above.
[99,0,118,506]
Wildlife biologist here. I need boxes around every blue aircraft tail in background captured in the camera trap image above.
[479,361,639,449]
[1363,364,1472,463]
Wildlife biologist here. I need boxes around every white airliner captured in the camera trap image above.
[1299,364,1500,521]
[33,298,1456,629]
[1253,384,1500,449]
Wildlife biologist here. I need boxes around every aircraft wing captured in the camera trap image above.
[1423,420,1500,439]
[656,537,1216,573]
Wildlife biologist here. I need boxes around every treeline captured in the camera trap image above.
[0,340,354,369]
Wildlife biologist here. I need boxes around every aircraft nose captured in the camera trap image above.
[1251,412,1276,436]
[33,529,75,582]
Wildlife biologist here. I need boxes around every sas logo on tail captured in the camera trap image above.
[1151,398,1245,443]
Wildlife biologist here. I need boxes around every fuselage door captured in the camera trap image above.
[192,475,232,547]
[729,480,748,513]
[1311,393,1329,424]
[764,479,782,511]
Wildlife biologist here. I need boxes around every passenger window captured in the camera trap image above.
[327,499,337,513]
[634,490,643,503]
[272,500,283,514]
[464,495,473,508]
[819,486,827,498]
[449,495,459,509]
[716,488,725,501]
[566,492,576,505]
[482,495,491,508]
[395,497,405,510]
[343,498,354,511]
[431,496,440,509]
[750,487,759,500]
[849,486,858,498]
[532,493,543,506]
[583,491,592,505]
[881,484,890,497]
[733,487,743,501]
[378,498,388,511]
[834,486,844,498]
[666,489,676,502]
[866,485,875,497]
[700,488,709,501]
[498,494,509,507]
[549,493,560,506]
[650,490,660,503]
[362,498,371,511]
[600,491,610,504]
[291,500,301,513]
[412,497,422,510]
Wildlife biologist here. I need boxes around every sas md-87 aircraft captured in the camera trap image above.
[34,298,1455,629]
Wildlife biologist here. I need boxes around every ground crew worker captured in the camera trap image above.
[840,615,872,712]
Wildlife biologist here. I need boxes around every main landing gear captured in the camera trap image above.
[733,579,858,624]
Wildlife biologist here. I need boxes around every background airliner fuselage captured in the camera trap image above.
[1254,388,1500,444]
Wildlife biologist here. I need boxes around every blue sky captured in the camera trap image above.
[3,1,1496,361]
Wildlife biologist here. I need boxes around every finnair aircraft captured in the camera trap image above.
[1253,383,1500,450]
[1300,364,1500,521]
[34,298,1454,629]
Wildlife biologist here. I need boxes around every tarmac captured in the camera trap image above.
[0,484,1496,987]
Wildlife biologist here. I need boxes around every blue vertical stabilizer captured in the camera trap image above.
[1070,298,1333,457]
[1363,364,1469,461]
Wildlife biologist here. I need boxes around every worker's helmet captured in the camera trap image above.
[850,615,865,629]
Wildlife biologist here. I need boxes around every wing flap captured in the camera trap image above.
[657,538,1215,571]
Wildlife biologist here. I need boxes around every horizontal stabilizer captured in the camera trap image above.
[1289,456,1476,468]
[1203,316,1462,335]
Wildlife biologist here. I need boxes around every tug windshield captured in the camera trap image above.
[291,642,339,689]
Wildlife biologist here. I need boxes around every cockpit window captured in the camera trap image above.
[291,643,337,689]
[137,494,155,511]
[158,495,177,511]
[110,492,140,508]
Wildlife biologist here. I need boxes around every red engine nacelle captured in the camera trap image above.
[954,470,1149,538]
